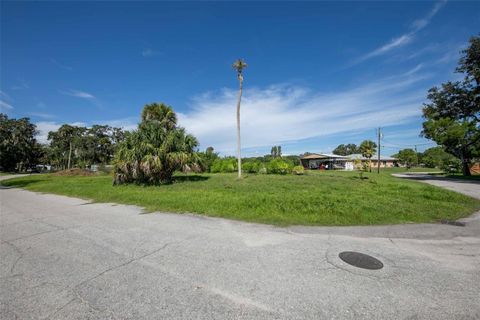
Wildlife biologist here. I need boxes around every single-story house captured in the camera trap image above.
[347,154,398,168]
[300,153,398,171]
[300,153,352,170]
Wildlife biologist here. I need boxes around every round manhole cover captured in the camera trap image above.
[338,251,384,270]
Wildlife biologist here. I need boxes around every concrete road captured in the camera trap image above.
[1,176,480,319]
[392,173,480,200]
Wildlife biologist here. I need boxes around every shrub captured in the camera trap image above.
[292,165,305,175]
[243,160,263,173]
[210,158,237,173]
[113,103,199,185]
[267,158,291,174]
[440,158,462,173]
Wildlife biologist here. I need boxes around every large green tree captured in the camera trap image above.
[395,149,418,169]
[333,143,359,156]
[0,114,41,172]
[48,124,86,169]
[113,103,199,184]
[421,146,459,170]
[422,35,480,176]
[47,124,124,169]
[359,140,377,172]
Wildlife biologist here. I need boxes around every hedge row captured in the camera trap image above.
[210,158,304,175]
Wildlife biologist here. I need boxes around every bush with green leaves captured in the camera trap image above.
[440,157,462,173]
[210,158,237,173]
[292,165,305,175]
[242,160,264,173]
[267,158,292,174]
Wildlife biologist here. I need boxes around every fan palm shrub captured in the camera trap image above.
[113,103,199,185]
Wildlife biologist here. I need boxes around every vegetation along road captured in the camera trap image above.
[1,173,479,319]
[2,169,479,226]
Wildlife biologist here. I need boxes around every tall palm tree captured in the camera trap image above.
[232,58,247,178]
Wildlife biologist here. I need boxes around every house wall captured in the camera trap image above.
[348,160,398,169]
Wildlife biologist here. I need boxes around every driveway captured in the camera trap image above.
[1,175,479,319]
[392,172,480,200]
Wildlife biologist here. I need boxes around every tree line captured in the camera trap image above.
[0,113,126,172]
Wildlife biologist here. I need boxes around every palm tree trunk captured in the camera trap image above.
[67,141,72,169]
[236,75,243,178]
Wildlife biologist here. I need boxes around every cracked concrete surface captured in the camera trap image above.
[1,175,480,319]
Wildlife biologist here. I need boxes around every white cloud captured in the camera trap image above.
[358,35,413,63]
[61,89,96,99]
[0,90,11,100]
[51,59,73,71]
[178,72,430,155]
[354,0,446,64]
[0,100,14,111]
[11,79,29,90]
[35,122,62,143]
[142,48,159,57]
[410,0,447,32]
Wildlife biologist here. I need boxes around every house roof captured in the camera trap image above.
[347,154,397,161]
[300,153,349,160]
[300,153,397,161]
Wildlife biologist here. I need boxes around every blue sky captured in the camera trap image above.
[1,1,479,156]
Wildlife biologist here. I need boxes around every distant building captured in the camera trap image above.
[347,154,398,169]
[300,153,398,170]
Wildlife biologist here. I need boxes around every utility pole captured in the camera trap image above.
[377,127,381,174]
[67,141,72,169]
[414,144,418,167]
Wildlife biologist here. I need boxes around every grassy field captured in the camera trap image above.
[2,168,479,226]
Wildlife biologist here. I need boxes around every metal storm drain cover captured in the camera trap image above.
[338,251,384,270]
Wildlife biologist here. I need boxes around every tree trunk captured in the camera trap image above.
[461,155,471,176]
[67,142,72,169]
[236,74,243,179]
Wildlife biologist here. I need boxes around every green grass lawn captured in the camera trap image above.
[2,169,479,226]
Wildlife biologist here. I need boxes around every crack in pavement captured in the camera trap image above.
[59,240,178,319]
[3,226,75,242]
[1,240,26,274]
[74,241,176,289]
[43,297,76,320]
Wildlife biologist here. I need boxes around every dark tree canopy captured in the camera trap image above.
[457,35,480,86]
[0,114,41,172]
[422,35,480,175]
[47,124,123,169]
[333,143,359,156]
